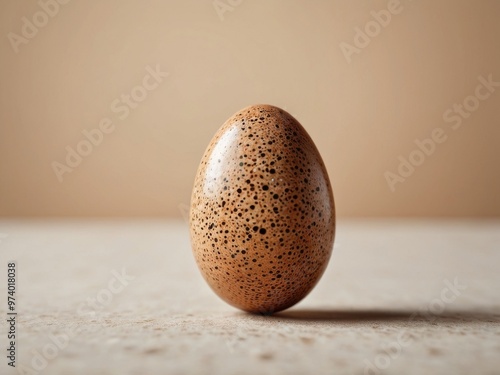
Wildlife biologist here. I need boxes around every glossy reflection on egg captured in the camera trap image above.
[189,104,335,314]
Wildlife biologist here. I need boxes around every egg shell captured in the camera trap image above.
[190,104,335,314]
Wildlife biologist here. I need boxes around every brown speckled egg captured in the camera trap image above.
[189,104,335,314]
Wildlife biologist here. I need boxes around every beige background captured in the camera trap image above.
[0,0,499,218]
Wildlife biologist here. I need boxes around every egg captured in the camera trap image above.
[189,104,335,314]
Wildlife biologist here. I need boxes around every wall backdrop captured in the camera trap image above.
[1,0,499,217]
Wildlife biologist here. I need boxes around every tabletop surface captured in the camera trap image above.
[0,219,499,375]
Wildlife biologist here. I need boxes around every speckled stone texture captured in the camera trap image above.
[0,219,499,375]
[190,105,335,313]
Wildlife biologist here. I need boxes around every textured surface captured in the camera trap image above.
[190,104,335,313]
[0,219,499,375]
